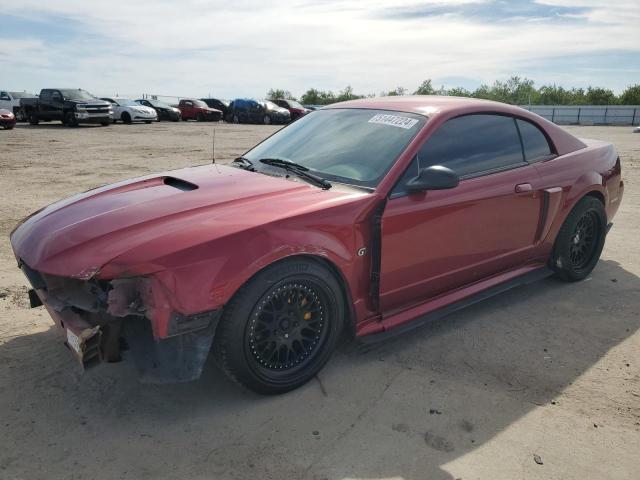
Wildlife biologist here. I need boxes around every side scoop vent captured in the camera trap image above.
[163,176,198,191]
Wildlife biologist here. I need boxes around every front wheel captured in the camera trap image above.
[64,112,78,127]
[263,114,271,125]
[550,196,607,282]
[213,259,344,394]
[29,112,39,125]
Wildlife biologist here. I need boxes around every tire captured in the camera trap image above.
[100,121,110,126]
[197,112,205,122]
[28,112,39,125]
[122,112,132,125]
[15,109,26,122]
[64,112,78,127]
[5,124,15,130]
[213,258,345,394]
[550,196,607,282]
[263,114,271,125]
[144,121,152,124]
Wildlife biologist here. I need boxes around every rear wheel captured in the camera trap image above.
[197,112,205,122]
[29,112,39,125]
[550,196,607,282]
[122,112,132,124]
[233,114,240,124]
[213,259,344,394]
[263,114,271,125]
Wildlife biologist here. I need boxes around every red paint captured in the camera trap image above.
[11,96,623,340]
[178,99,222,121]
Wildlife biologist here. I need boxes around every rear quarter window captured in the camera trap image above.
[516,119,553,162]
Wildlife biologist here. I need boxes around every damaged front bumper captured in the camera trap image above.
[19,261,222,383]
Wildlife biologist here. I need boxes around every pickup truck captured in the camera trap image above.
[0,90,37,121]
[21,89,112,127]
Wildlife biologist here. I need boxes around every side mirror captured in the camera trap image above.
[406,165,459,192]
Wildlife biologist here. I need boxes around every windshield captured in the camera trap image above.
[60,89,96,101]
[115,99,139,106]
[287,100,304,109]
[191,99,207,108]
[264,100,281,110]
[244,109,426,188]
[146,100,171,108]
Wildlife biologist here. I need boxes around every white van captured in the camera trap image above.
[0,91,37,121]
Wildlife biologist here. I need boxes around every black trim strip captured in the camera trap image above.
[369,200,386,312]
[535,190,550,243]
[360,266,553,343]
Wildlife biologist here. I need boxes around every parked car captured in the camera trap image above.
[226,98,290,124]
[21,89,112,127]
[272,98,311,120]
[0,90,36,121]
[135,99,181,121]
[10,96,623,394]
[178,99,222,121]
[0,108,16,129]
[200,98,230,117]
[101,98,157,124]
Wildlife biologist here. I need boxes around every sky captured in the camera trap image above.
[1,0,638,100]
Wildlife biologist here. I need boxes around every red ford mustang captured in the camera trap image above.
[10,96,624,393]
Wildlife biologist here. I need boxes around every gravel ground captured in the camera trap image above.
[0,122,638,480]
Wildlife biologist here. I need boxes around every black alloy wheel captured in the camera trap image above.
[246,282,329,373]
[551,196,606,282]
[568,210,599,270]
[213,258,344,394]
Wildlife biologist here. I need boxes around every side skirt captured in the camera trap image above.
[360,265,553,343]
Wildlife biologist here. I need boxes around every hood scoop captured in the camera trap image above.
[163,176,198,191]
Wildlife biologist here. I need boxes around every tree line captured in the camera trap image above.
[267,77,640,106]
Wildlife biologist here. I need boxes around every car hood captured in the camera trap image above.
[11,164,367,279]
[69,99,110,106]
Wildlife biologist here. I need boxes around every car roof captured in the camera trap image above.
[325,95,587,155]
[324,95,530,117]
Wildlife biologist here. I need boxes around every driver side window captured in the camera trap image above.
[391,113,526,197]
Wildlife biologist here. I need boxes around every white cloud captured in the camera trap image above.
[1,0,638,98]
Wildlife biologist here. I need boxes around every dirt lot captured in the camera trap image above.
[0,122,638,480]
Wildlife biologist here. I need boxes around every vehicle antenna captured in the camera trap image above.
[212,128,216,164]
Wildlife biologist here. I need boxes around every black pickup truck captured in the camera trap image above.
[21,89,112,126]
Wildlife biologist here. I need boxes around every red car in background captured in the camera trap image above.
[272,98,311,120]
[10,96,623,394]
[178,98,222,121]
[0,108,16,129]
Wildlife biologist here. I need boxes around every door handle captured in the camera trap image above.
[515,183,533,194]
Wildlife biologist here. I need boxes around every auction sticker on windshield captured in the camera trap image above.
[368,113,419,129]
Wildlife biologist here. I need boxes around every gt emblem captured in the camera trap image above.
[357,247,367,257]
